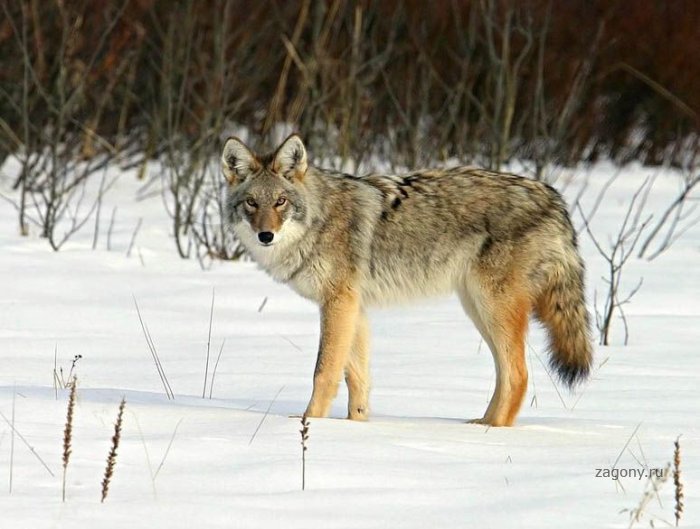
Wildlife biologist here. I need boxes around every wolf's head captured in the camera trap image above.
[221,134,309,249]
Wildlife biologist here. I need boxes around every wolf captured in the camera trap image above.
[221,134,592,426]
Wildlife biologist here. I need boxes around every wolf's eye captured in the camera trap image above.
[275,196,287,207]
[245,197,257,208]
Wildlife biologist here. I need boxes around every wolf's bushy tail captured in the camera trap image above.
[535,255,593,388]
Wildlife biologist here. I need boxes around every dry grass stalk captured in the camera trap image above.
[133,296,174,399]
[202,288,215,398]
[101,397,126,503]
[62,376,77,502]
[674,436,684,527]
[54,353,82,391]
[208,339,226,399]
[9,388,16,494]
[0,410,55,477]
[248,385,284,445]
[300,414,309,491]
[625,463,670,528]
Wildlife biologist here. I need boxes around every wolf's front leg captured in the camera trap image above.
[345,311,370,420]
[305,286,360,418]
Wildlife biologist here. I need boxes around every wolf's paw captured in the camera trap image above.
[467,416,512,427]
[347,407,369,421]
[303,406,328,419]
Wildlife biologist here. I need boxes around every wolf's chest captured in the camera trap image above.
[285,270,323,302]
[240,238,326,303]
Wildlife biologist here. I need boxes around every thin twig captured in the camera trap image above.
[527,349,538,408]
[53,344,58,399]
[133,296,174,399]
[106,206,117,251]
[0,410,54,477]
[132,413,157,498]
[527,343,568,410]
[202,288,215,398]
[208,339,226,399]
[153,418,183,480]
[279,335,304,354]
[9,387,16,493]
[92,170,106,250]
[248,386,285,445]
[126,217,142,258]
[613,423,643,472]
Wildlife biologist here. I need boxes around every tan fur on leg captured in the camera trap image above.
[502,298,529,425]
[459,277,530,427]
[305,286,360,418]
[345,311,370,420]
[480,295,530,426]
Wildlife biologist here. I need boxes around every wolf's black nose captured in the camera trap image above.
[258,231,274,244]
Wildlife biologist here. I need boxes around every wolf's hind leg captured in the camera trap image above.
[459,285,529,426]
[305,286,360,418]
[345,311,370,420]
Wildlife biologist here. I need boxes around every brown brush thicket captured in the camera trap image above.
[1,1,699,254]
[2,0,698,165]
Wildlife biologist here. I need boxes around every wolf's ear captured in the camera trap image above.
[272,134,307,181]
[222,137,258,185]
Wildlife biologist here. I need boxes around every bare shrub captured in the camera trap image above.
[638,148,700,260]
[578,176,652,345]
[0,0,131,249]
[2,1,699,258]
[150,2,247,261]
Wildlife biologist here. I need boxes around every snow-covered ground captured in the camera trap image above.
[0,160,697,528]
